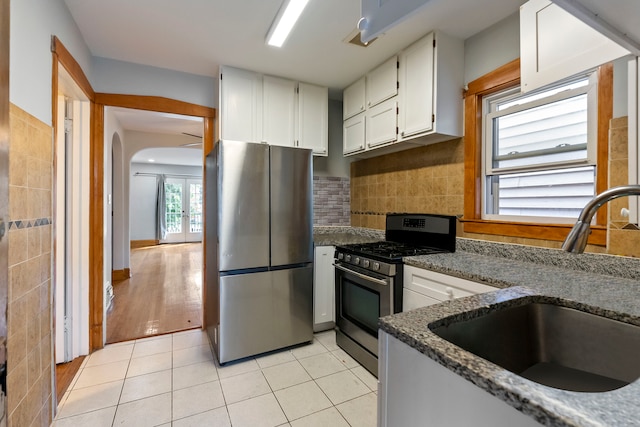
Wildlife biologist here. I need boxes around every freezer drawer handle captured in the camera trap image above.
[333,263,389,286]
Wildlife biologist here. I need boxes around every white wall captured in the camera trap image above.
[93,57,217,108]
[313,99,352,178]
[130,163,203,240]
[464,12,520,86]
[10,0,93,125]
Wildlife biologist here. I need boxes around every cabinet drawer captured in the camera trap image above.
[403,288,441,312]
[403,265,497,310]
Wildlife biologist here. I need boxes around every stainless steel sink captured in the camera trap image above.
[429,301,640,392]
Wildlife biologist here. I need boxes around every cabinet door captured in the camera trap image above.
[343,77,366,120]
[367,55,398,108]
[263,75,296,147]
[520,0,629,93]
[402,265,497,312]
[297,83,328,156]
[220,66,263,143]
[398,33,434,139]
[366,98,397,148]
[313,246,335,328]
[343,113,366,155]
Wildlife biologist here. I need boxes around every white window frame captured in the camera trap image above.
[481,71,599,223]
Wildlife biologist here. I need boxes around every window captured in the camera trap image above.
[482,73,598,222]
[462,59,613,244]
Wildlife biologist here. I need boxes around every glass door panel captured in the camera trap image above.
[163,178,203,243]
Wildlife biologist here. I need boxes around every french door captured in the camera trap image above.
[162,178,203,243]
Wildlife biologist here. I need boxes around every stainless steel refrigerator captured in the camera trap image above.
[204,140,314,364]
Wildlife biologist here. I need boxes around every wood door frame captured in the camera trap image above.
[52,37,216,352]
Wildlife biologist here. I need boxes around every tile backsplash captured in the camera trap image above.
[313,176,350,226]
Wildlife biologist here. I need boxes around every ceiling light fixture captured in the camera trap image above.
[266,0,310,48]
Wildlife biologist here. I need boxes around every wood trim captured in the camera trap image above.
[89,102,104,352]
[464,59,520,96]
[95,93,216,118]
[130,240,159,249]
[52,37,218,353]
[595,63,614,225]
[463,59,520,222]
[112,268,131,282]
[51,36,95,100]
[461,219,607,246]
[463,58,613,246]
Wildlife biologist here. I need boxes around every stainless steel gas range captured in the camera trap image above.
[334,213,457,376]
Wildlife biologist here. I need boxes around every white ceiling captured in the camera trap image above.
[131,146,203,167]
[64,0,525,94]
[67,0,526,166]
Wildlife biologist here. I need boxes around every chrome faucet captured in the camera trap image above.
[562,185,640,253]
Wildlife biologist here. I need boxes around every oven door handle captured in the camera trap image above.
[333,263,389,286]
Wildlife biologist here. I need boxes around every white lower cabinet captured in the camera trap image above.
[378,331,542,427]
[313,246,335,331]
[403,265,497,311]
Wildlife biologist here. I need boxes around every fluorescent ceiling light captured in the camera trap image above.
[266,0,310,47]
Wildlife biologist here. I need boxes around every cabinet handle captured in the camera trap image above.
[445,287,454,300]
[401,131,405,137]
[368,102,371,107]
[360,105,364,111]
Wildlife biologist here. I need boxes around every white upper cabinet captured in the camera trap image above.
[366,56,398,108]
[398,31,463,142]
[367,98,397,149]
[548,0,640,57]
[398,34,434,139]
[219,66,262,143]
[297,83,328,156]
[343,77,366,120]
[342,31,463,158]
[219,66,328,155]
[520,0,629,93]
[343,113,366,155]
[263,75,296,147]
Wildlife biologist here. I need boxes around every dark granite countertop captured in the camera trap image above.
[380,238,640,427]
[313,226,384,246]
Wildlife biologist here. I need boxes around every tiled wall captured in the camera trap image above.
[606,117,640,257]
[349,118,640,257]
[313,176,350,226]
[350,139,464,229]
[7,105,53,427]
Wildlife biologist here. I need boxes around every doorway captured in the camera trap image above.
[54,69,91,364]
[161,177,203,243]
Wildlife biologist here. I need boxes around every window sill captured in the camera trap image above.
[460,218,606,246]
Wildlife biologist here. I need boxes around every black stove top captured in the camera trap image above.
[335,213,457,268]
[337,241,446,262]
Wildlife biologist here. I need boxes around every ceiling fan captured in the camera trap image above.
[180,132,203,147]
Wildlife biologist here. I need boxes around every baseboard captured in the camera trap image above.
[130,239,159,249]
[112,268,131,282]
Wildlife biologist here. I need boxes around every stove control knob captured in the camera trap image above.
[345,255,351,262]
[354,257,360,265]
[337,253,344,260]
[362,259,370,268]
[373,262,380,271]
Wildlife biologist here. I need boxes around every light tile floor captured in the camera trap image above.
[53,329,378,427]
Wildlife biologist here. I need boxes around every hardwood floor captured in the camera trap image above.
[106,242,202,343]
[56,356,85,404]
